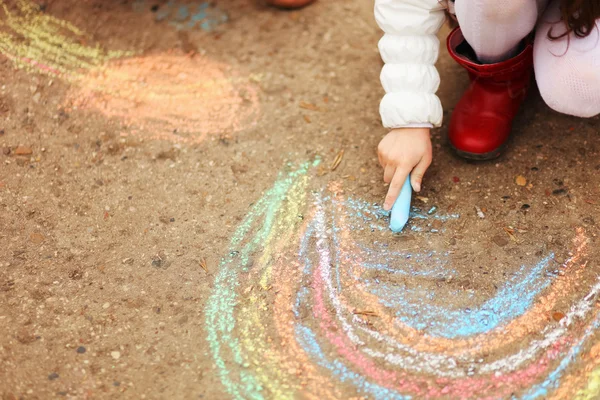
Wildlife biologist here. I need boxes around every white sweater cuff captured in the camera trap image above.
[397,123,434,129]
[380,92,443,128]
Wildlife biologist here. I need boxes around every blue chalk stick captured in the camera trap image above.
[389,175,412,233]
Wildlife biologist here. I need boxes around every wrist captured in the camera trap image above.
[388,127,431,137]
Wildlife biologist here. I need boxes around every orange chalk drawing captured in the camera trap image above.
[65,53,260,144]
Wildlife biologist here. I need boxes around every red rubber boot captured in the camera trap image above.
[447,28,534,160]
[266,0,314,8]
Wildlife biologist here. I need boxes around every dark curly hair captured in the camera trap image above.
[550,0,600,39]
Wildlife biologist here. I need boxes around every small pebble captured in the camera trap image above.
[48,372,59,381]
[552,312,565,322]
[431,220,443,230]
[493,236,509,247]
[111,351,121,360]
[30,232,45,244]
[14,146,33,156]
[475,206,485,219]
[76,346,86,354]
[553,188,568,196]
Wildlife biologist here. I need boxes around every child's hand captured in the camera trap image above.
[377,128,432,211]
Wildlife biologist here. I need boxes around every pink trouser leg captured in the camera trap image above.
[454,0,549,63]
[534,0,600,117]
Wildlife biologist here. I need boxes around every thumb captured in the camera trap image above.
[410,156,432,192]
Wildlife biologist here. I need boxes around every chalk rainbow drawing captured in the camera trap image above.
[205,161,600,399]
[133,0,229,32]
[0,0,259,144]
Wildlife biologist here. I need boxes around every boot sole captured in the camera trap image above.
[451,144,504,161]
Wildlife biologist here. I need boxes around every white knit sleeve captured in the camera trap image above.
[375,0,446,128]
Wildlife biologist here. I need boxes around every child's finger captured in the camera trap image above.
[383,165,395,184]
[384,168,410,211]
[410,156,432,192]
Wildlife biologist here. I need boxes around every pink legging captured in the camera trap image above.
[455,0,600,118]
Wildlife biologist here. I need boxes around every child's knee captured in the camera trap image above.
[535,50,600,118]
[455,0,539,42]
[534,12,600,118]
[478,0,527,24]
